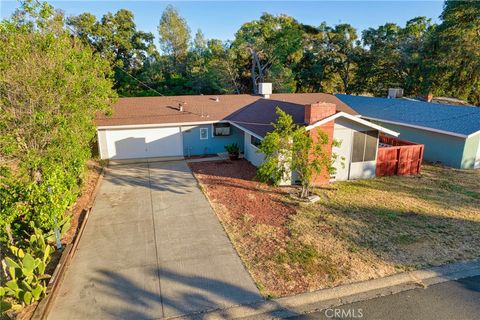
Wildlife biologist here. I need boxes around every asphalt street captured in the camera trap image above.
[289,275,480,320]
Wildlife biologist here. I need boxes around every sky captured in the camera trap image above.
[1,1,445,42]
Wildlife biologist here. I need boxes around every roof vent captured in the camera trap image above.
[258,82,272,99]
[178,102,186,112]
[215,96,219,102]
[388,88,403,99]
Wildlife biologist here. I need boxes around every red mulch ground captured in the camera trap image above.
[189,159,304,296]
[188,159,295,227]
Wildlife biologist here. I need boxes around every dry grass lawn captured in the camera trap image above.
[190,161,480,298]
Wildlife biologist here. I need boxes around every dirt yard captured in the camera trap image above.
[189,160,480,298]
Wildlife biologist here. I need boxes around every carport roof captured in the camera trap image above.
[95,93,357,131]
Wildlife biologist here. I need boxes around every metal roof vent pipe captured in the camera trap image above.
[388,88,404,99]
[258,82,272,99]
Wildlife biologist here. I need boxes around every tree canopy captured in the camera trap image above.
[60,1,480,105]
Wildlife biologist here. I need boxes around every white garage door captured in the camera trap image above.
[103,127,183,159]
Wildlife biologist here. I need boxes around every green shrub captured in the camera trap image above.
[1,225,54,312]
[0,0,115,244]
[224,143,240,154]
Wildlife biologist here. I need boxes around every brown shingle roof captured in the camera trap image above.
[96,93,357,135]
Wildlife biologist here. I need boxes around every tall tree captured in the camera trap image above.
[399,17,435,95]
[232,13,304,93]
[354,23,404,96]
[327,24,360,93]
[430,0,480,104]
[67,9,158,95]
[296,23,360,94]
[158,5,191,73]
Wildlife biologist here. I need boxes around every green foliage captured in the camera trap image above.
[257,108,338,197]
[232,13,305,93]
[67,9,157,96]
[224,143,240,154]
[428,0,480,104]
[1,225,53,310]
[257,108,296,185]
[0,0,114,259]
[55,3,480,105]
[158,4,190,74]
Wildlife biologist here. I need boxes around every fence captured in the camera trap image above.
[376,135,424,176]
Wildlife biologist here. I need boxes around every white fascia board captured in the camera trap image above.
[305,112,400,137]
[97,119,267,140]
[228,121,264,140]
[360,116,469,139]
[466,130,480,139]
[97,120,225,130]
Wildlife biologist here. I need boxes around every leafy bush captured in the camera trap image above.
[224,143,240,154]
[0,1,115,313]
[257,107,339,198]
[0,1,115,242]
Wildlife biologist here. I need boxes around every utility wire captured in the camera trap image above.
[67,24,480,126]
[114,66,185,105]
[65,23,186,106]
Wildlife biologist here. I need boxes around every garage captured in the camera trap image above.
[98,126,184,160]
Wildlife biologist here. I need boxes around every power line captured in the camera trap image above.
[65,23,186,105]
[114,66,184,105]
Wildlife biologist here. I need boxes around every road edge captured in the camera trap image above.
[169,259,480,319]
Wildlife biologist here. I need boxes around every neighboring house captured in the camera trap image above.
[96,88,398,184]
[336,94,480,169]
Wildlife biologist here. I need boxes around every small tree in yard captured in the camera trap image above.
[257,107,339,198]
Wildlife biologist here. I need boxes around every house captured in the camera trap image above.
[336,94,480,169]
[95,86,398,184]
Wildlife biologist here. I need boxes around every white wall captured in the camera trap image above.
[244,132,265,167]
[332,124,352,181]
[332,118,379,181]
[475,138,480,169]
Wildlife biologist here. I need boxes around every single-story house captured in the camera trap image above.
[336,94,480,169]
[96,88,398,184]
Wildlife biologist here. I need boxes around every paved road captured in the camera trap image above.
[290,275,480,320]
[48,160,261,320]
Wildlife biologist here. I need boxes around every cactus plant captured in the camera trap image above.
[0,225,54,313]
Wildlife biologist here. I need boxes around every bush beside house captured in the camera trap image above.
[0,2,115,315]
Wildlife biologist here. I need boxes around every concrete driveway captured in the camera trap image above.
[48,160,262,320]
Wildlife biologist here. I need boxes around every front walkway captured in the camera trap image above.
[48,160,262,320]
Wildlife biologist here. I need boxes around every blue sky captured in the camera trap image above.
[1,1,444,42]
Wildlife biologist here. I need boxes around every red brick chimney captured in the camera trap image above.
[304,102,337,125]
[423,92,433,103]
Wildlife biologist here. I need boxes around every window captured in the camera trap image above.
[250,135,262,147]
[213,123,231,136]
[200,127,208,140]
[351,130,378,163]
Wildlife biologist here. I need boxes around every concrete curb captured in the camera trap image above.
[168,259,480,320]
